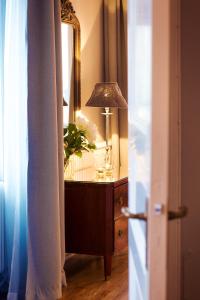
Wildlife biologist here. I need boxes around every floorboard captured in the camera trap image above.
[61,251,128,300]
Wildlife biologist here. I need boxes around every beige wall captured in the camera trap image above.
[71,0,128,177]
[72,0,105,142]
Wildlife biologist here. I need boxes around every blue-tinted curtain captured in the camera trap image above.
[0,0,28,299]
[0,0,65,299]
[0,0,6,288]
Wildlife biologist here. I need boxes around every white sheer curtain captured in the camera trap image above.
[0,0,28,298]
[0,0,5,277]
[4,1,28,298]
[0,0,65,299]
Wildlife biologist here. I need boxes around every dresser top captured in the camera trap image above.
[65,176,128,187]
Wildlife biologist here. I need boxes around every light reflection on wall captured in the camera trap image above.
[72,0,104,142]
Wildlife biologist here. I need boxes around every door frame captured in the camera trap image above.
[167,0,181,299]
[148,0,181,299]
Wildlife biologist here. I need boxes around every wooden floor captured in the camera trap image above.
[61,251,128,300]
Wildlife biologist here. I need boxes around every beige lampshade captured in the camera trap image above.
[85,82,127,108]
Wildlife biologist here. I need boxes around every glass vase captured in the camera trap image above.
[64,156,74,180]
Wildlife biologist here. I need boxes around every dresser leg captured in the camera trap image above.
[104,255,112,280]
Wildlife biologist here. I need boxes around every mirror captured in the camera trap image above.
[61,0,81,124]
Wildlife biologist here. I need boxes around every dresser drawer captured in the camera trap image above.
[65,177,128,279]
[114,217,128,254]
[114,183,128,219]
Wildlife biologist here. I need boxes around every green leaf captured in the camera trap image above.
[88,143,96,150]
[63,122,96,160]
[75,151,82,158]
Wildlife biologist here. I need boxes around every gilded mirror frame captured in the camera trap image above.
[61,0,81,111]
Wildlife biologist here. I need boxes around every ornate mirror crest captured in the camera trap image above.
[61,0,81,112]
[61,0,79,27]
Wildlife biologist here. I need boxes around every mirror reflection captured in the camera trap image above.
[61,23,74,125]
[61,0,81,125]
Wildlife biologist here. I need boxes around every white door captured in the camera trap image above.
[127,0,151,299]
[127,0,184,299]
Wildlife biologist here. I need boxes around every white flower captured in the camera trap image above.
[76,115,97,144]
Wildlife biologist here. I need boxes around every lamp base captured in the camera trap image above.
[105,167,113,177]
[104,146,113,177]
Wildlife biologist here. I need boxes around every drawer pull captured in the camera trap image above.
[118,229,123,237]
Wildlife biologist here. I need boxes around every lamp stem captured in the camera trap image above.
[105,107,110,147]
[102,107,113,175]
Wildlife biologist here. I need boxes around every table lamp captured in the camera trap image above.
[85,82,127,176]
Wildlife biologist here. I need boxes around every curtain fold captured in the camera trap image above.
[0,0,65,299]
[26,0,65,299]
[103,0,128,177]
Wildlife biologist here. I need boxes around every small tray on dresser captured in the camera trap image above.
[64,176,128,279]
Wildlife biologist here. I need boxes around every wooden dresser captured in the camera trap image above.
[64,177,128,279]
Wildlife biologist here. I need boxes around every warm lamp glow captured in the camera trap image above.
[75,109,83,119]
